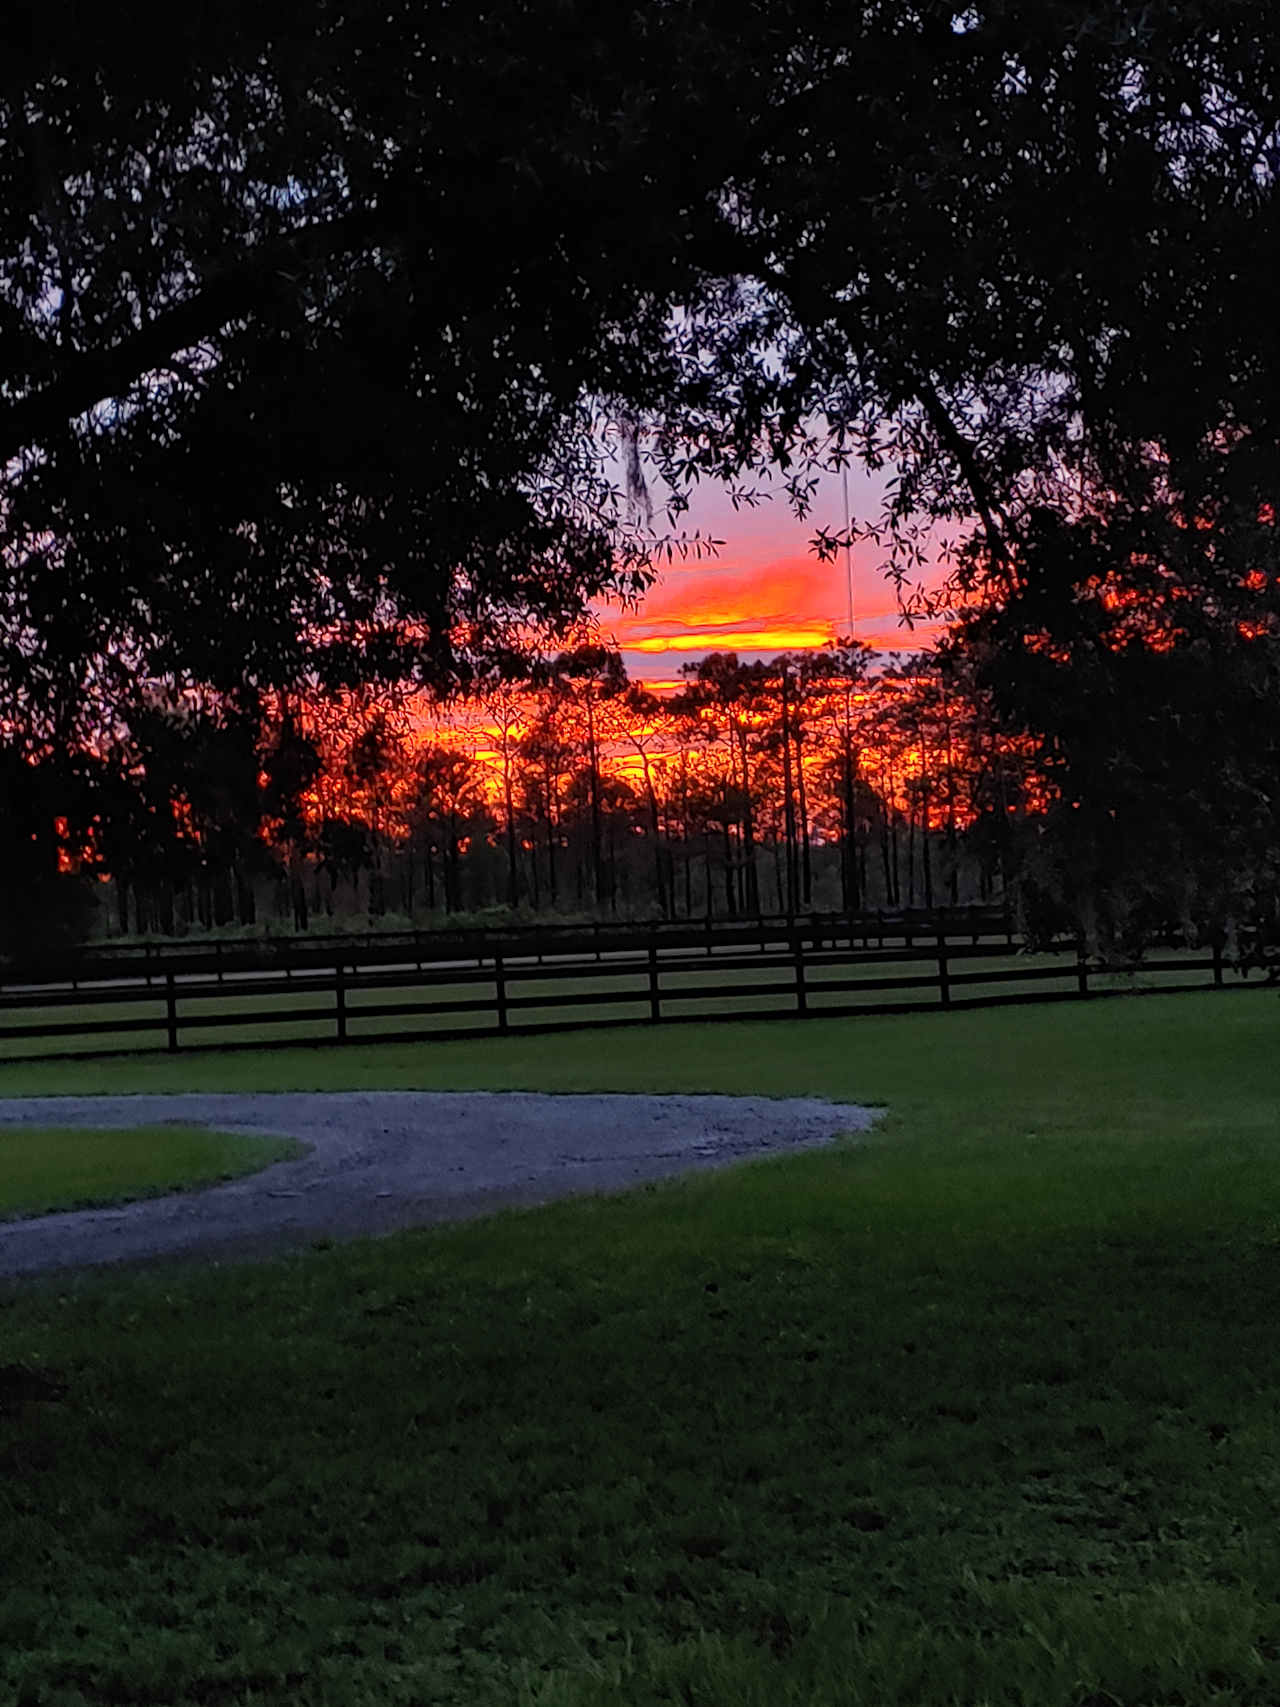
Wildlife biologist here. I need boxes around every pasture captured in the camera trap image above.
[1,990,1278,1704]
[0,933,1230,1061]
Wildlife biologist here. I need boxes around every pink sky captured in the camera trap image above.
[593,466,947,681]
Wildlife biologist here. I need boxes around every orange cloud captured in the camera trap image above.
[600,551,940,660]
[625,624,836,654]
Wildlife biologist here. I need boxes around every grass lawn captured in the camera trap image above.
[1,989,1279,1704]
[0,1126,304,1220]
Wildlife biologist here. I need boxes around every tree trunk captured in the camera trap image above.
[879,796,898,908]
[735,723,759,914]
[841,746,860,913]
[794,724,812,908]
[585,697,603,905]
[290,850,309,931]
[780,667,798,914]
[503,767,519,910]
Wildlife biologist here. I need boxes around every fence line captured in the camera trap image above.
[0,905,1016,994]
[0,930,1241,1064]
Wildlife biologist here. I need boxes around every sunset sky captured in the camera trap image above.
[594,463,948,683]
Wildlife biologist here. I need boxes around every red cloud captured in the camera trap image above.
[598,552,940,658]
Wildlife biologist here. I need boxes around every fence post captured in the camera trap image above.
[593,921,602,963]
[215,941,224,984]
[937,928,950,1009]
[793,927,808,1016]
[1076,940,1090,999]
[495,950,508,1034]
[335,961,347,1043]
[165,972,179,1052]
[1212,939,1224,988]
[648,942,661,1023]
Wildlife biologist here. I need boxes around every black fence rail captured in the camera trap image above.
[0,928,1243,1065]
[1,906,1016,993]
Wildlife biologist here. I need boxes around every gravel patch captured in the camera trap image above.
[0,1092,878,1279]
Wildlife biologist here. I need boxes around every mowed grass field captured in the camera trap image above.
[1,990,1279,1704]
[0,943,1224,1058]
[0,1126,303,1220]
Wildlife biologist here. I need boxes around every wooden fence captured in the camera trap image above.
[1,906,1015,992]
[0,926,1240,1064]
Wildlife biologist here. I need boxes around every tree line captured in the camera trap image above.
[1,641,1040,955]
[5,595,1277,963]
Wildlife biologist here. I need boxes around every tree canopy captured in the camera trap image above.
[1,0,752,728]
[4,1,1280,944]
[2,6,1272,709]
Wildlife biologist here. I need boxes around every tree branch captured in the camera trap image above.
[911,371,1009,566]
[697,219,1010,564]
[0,209,381,466]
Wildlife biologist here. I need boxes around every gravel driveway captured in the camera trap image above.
[0,1092,877,1279]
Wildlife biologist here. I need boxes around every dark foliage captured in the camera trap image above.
[4,2,1280,945]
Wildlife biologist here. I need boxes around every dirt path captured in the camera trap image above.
[0,1091,877,1279]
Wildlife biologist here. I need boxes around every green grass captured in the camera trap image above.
[0,1126,304,1219]
[1,990,1279,1704]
